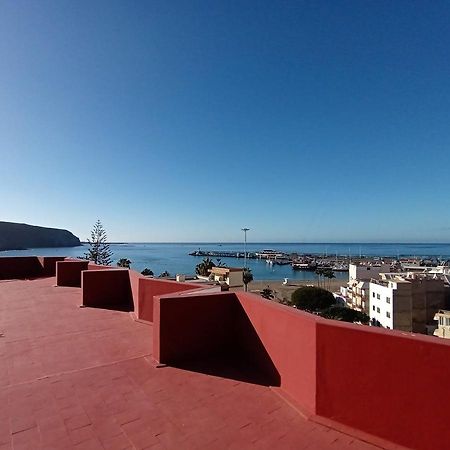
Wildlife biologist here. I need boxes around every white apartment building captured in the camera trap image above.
[343,263,391,313]
[433,310,450,339]
[369,273,448,333]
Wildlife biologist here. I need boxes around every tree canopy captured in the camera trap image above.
[319,305,370,324]
[141,268,154,276]
[290,286,335,312]
[290,286,370,325]
[83,220,113,265]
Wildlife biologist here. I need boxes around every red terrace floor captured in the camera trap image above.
[0,278,378,450]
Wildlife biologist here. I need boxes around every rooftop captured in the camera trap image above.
[1,256,450,450]
[0,276,375,449]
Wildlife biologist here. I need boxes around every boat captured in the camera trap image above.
[332,263,349,272]
[292,262,317,271]
[255,249,288,259]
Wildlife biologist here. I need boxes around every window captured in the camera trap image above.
[377,307,380,313]
[440,317,444,326]
[386,312,391,318]
[376,294,380,300]
[372,292,375,298]
[386,297,391,304]
[372,305,375,311]
[446,318,450,326]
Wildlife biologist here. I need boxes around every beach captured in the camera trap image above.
[246,278,344,304]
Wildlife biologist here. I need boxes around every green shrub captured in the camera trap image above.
[290,286,335,312]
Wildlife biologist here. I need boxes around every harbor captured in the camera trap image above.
[189,247,450,274]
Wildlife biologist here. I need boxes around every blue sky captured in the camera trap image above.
[1,0,450,243]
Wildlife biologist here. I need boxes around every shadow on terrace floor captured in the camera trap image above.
[170,353,280,387]
[169,301,281,388]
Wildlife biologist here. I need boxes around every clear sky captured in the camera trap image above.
[1,0,450,243]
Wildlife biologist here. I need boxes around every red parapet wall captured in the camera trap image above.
[154,292,236,363]
[136,276,200,322]
[236,292,317,413]
[315,321,450,450]
[0,256,66,279]
[82,269,133,310]
[56,260,89,287]
[39,256,67,276]
[153,290,450,450]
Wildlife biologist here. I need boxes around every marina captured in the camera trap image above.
[2,242,450,282]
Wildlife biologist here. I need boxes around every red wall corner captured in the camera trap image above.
[56,260,89,287]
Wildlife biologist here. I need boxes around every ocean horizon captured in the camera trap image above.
[2,242,450,281]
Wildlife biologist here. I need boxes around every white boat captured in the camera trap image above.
[255,249,287,259]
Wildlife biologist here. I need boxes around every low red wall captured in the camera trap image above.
[39,256,67,276]
[0,256,65,279]
[236,292,317,413]
[154,292,237,364]
[153,290,450,449]
[82,269,133,310]
[87,263,114,271]
[56,260,89,287]
[315,321,450,450]
[137,277,200,322]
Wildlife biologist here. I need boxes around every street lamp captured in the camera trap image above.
[241,228,250,268]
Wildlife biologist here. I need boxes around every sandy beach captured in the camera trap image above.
[245,278,345,304]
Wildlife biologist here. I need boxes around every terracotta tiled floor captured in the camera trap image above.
[0,278,379,449]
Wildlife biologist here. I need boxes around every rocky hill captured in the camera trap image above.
[0,221,81,251]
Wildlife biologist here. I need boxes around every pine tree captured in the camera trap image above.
[83,220,113,265]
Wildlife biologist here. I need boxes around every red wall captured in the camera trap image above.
[87,263,115,271]
[56,260,89,287]
[82,269,133,310]
[137,277,200,322]
[235,292,317,413]
[153,290,450,449]
[0,256,65,279]
[315,321,450,450]
[39,256,67,276]
[154,292,236,364]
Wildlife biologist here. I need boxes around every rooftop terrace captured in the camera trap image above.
[1,256,449,449]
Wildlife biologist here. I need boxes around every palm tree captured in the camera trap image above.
[315,267,324,288]
[322,267,335,290]
[117,258,131,268]
[261,286,274,300]
[243,268,253,292]
[195,257,215,277]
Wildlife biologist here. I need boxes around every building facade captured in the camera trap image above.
[369,273,448,333]
[433,309,450,339]
[343,263,391,313]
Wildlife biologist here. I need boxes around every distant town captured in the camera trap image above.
[190,247,450,338]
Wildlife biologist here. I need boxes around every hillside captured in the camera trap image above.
[0,221,81,251]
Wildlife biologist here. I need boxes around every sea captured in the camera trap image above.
[1,242,450,282]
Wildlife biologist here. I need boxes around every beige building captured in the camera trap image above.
[369,273,449,334]
[433,310,450,339]
[209,267,243,287]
